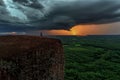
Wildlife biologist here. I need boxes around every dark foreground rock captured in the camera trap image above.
[0,35,64,80]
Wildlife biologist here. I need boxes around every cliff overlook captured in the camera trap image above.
[0,35,64,80]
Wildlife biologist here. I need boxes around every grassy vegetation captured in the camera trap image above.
[52,35,120,80]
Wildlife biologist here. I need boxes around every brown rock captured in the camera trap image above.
[0,35,64,80]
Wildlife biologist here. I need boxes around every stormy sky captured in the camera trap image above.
[0,0,120,33]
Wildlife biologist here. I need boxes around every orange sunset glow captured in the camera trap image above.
[41,25,87,36]
[42,24,111,36]
[70,25,110,36]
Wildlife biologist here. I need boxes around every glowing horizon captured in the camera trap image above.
[38,22,120,36]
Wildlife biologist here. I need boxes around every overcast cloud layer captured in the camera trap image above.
[0,0,120,32]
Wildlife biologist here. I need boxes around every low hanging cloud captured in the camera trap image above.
[0,0,120,32]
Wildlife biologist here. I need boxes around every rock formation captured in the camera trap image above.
[0,35,64,80]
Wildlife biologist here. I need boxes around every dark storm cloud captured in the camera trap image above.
[0,0,120,32]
